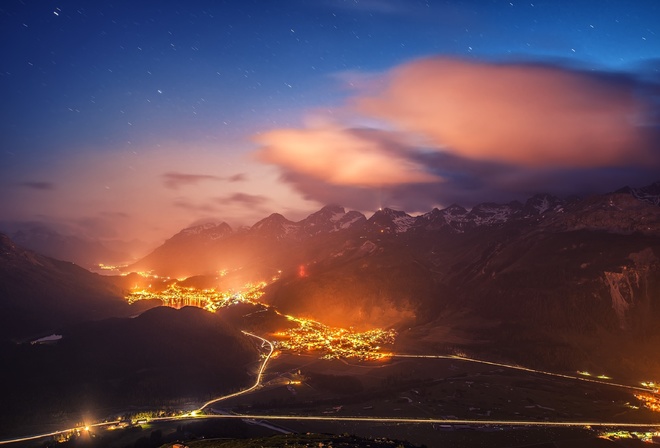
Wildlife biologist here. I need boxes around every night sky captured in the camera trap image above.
[1,0,659,247]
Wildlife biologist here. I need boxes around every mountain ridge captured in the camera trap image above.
[149,180,660,247]
[129,180,660,279]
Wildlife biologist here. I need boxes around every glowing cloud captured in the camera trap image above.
[356,57,656,168]
[252,57,659,212]
[215,193,269,206]
[255,124,441,187]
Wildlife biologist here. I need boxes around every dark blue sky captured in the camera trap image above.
[1,0,659,243]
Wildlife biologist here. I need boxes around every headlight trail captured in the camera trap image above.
[197,331,274,411]
[393,354,656,393]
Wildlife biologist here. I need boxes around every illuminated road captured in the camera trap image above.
[151,413,660,429]
[3,413,658,446]
[0,422,118,446]
[393,354,656,393]
[1,346,658,446]
[197,331,274,411]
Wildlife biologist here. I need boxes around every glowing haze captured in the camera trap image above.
[1,0,659,248]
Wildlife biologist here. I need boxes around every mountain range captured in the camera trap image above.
[131,181,660,278]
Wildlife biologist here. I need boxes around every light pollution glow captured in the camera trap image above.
[126,280,397,361]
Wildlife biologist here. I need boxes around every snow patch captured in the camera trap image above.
[393,214,416,233]
[336,215,363,231]
[31,334,63,345]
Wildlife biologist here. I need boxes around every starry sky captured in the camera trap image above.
[1,0,659,248]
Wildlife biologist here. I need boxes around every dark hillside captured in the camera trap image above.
[0,306,258,438]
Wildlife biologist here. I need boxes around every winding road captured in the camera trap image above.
[1,337,658,446]
[197,331,274,411]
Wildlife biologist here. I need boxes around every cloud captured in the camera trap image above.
[19,181,55,190]
[228,173,247,182]
[162,172,221,189]
[254,56,660,211]
[355,57,659,168]
[215,193,269,207]
[162,171,250,189]
[255,124,442,187]
[172,198,218,213]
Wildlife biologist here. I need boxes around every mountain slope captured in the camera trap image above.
[0,233,155,339]
[7,225,130,268]
[128,205,368,279]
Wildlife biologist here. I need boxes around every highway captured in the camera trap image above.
[393,354,656,393]
[152,413,660,429]
[2,341,659,446]
[3,412,659,446]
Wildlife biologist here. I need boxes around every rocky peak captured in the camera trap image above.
[250,213,298,239]
[299,204,347,235]
[443,204,469,215]
[334,210,367,231]
[466,201,523,226]
[523,194,564,216]
[616,181,660,206]
[178,221,232,239]
[368,208,416,233]
[416,208,451,231]
[545,193,660,234]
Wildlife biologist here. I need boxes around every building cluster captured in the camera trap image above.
[599,430,660,443]
[126,282,267,310]
[635,393,660,413]
[273,313,396,361]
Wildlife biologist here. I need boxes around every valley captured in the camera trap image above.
[2,182,660,447]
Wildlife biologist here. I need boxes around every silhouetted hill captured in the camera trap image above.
[0,306,258,437]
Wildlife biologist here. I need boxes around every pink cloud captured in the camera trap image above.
[215,192,269,206]
[355,57,656,168]
[255,124,441,187]
[228,173,247,182]
[163,172,222,189]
